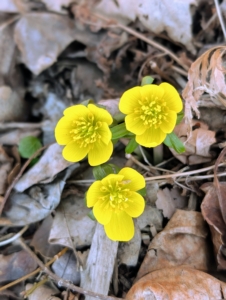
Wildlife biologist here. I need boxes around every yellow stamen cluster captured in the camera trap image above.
[100,180,131,212]
[70,114,102,148]
[137,96,168,128]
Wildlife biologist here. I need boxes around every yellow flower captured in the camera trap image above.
[119,83,183,147]
[87,167,145,241]
[55,104,113,166]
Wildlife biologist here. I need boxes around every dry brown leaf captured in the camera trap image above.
[41,0,74,13]
[156,187,187,219]
[0,250,37,283]
[126,266,226,300]
[136,210,210,280]
[170,120,216,165]
[183,46,226,129]
[201,182,226,270]
[0,146,14,195]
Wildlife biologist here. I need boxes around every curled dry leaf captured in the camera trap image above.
[0,146,13,195]
[136,210,210,280]
[2,165,76,226]
[170,120,216,165]
[182,46,226,129]
[126,266,226,300]
[201,182,226,270]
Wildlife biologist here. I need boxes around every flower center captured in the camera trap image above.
[100,180,131,212]
[70,113,102,148]
[136,96,168,128]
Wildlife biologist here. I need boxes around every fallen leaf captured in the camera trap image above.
[14,13,78,75]
[201,182,226,270]
[0,250,37,283]
[126,266,226,300]
[49,194,96,247]
[170,120,216,165]
[136,209,210,280]
[26,282,60,300]
[14,143,77,193]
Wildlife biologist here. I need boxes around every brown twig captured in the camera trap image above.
[0,143,52,216]
[19,238,124,300]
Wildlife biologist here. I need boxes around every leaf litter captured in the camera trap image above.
[0,0,226,299]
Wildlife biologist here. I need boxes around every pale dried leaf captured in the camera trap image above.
[30,215,62,258]
[49,195,96,247]
[170,120,216,165]
[52,250,80,285]
[0,250,37,283]
[95,0,197,53]
[126,266,226,300]
[182,46,226,129]
[0,0,18,12]
[0,146,13,194]
[26,282,60,300]
[3,166,75,226]
[14,143,77,193]
[156,187,187,219]
[137,210,209,280]
[14,13,78,75]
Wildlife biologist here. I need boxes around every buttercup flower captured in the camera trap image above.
[119,83,183,147]
[87,167,145,241]
[55,104,113,166]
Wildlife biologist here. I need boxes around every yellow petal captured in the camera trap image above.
[136,127,166,147]
[140,84,164,101]
[160,82,183,112]
[87,181,102,207]
[98,122,112,145]
[88,140,113,166]
[101,174,124,186]
[119,167,145,191]
[63,104,88,117]
[93,199,112,225]
[55,116,73,145]
[160,110,177,133]
[119,87,141,114]
[88,104,113,125]
[62,141,88,162]
[126,191,145,217]
[125,114,146,135]
[104,211,134,241]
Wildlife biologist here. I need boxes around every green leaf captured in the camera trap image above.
[163,132,185,154]
[137,187,146,196]
[88,209,97,221]
[18,136,42,159]
[125,137,138,154]
[176,111,184,125]
[80,99,95,106]
[141,76,154,86]
[93,164,120,180]
[110,123,131,139]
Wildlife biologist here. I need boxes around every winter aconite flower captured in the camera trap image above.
[119,83,183,147]
[55,104,113,166]
[87,167,145,241]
